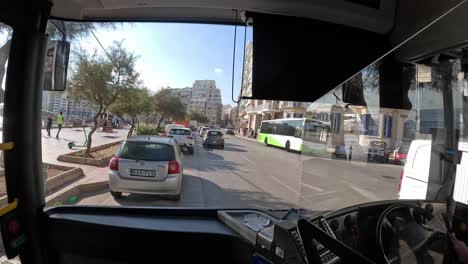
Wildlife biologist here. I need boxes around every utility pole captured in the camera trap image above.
[66,95,71,125]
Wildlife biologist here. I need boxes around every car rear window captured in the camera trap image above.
[118,141,175,161]
[169,129,191,135]
[208,131,222,136]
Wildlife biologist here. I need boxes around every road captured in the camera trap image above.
[78,134,403,211]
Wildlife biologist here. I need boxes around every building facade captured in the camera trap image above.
[166,80,222,124]
[42,91,97,122]
[166,87,192,109]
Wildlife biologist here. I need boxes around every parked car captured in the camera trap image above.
[108,136,183,200]
[367,141,390,163]
[393,142,410,165]
[203,130,224,149]
[200,126,210,137]
[164,124,184,136]
[226,129,235,135]
[332,144,352,160]
[168,127,194,154]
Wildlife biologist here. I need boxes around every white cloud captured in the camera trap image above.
[214,68,223,73]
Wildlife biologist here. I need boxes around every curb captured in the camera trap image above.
[57,140,123,167]
[46,180,108,207]
[232,133,260,143]
[0,164,85,207]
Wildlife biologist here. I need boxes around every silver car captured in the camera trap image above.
[108,136,183,200]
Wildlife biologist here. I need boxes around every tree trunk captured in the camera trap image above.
[128,117,136,138]
[156,116,164,130]
[128,124,134,138]
[86,110,101,154]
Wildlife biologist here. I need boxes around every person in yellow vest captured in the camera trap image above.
[56,112,63,138]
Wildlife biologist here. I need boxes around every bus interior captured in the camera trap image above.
[2,0,468,264]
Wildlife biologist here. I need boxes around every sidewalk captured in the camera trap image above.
[233,132,260,143]
[41,127,128,173]
[0,128,129,263]
[40,127,128,204]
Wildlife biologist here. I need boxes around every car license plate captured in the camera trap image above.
[130,169,156,177]
[212,141,217,144]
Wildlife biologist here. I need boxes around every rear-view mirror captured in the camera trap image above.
[43,40,70,91]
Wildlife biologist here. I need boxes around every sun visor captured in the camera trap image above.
[249,13,388,103]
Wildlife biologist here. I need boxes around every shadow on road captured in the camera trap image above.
[267,145,301,155]
[222,144,247,152]
[110,174,293,210]
[186,151,242,172]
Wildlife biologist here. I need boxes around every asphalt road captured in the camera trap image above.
[78,134,403,211]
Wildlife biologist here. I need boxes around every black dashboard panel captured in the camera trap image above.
[44,206,255,264]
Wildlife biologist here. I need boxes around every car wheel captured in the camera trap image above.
[367,154,371,162]
[221,145,224,149]
[111,191,122,198]
[285,141,291,152]
[264,138,269,146]
[189,148,194,154]
[169,193,181,201]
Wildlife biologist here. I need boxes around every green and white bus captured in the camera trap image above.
[258,118,330,152]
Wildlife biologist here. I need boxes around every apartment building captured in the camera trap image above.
[166,80,222,123]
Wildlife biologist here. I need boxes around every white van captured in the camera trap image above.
[398,139,468,203]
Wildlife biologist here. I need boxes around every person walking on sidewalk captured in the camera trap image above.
[46,115,53,137]
[56,112,63,138]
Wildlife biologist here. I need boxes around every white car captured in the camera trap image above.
[168,127,194,154]
[398,139,468,204]
[164,124,185,136]
[108,136,184,200]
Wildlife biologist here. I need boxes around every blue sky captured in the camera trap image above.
[78,23,253,105]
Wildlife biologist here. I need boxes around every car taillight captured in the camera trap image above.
[395,153,400,160]
[398,171,404,192]
[187,136,193,139]
[109,156,119,171]
[168,160,180,174]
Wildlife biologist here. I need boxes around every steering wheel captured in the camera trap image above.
[376,203,447,264]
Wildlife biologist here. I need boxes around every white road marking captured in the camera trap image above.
[349,184,380,200]
[240,154,256,167]
[271,175,301,196]
[301,183,324,192]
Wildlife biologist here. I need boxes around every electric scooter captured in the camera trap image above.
[68,126,88,149]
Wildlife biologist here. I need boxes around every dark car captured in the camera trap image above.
[203,130,224,149]
[332,144,352,160]
[394,142,410,165]
[367,141,390,163]
[226,129,235,135]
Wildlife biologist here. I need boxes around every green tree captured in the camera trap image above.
[109,87,152,138]
[153,89,186,129]
[189,112,210,124]
[69,40,139,153]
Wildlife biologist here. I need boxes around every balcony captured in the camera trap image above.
[246,101,280,114]
[280,101,308,111]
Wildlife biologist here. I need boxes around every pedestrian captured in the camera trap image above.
[46,115,53,137]
[56,111,63,138]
